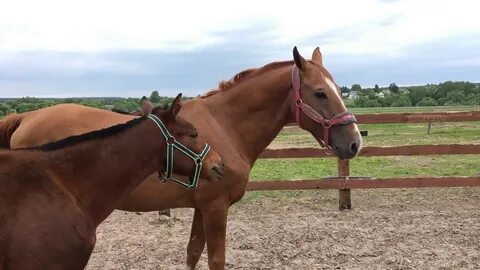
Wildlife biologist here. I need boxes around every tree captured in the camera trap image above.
[150,90,161,103]
[351,84,362,92]
[374,84,380,93]
[445,91,466,105]
[390,94,412,107]
[389,83,399,94]
[340,86,350,93]
[408,87,428,105]
[416,97,437,106]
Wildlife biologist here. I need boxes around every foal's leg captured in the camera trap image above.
[186,209,206,270]
[202,202,229,270]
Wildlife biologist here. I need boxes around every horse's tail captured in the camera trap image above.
[0,114,22,148]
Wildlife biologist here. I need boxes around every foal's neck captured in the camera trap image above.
[205,65,294,164]
[46,119,164,225]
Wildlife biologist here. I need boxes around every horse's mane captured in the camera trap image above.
[111,108,131,115]
[21,117,148,152]
[201,61,293,98]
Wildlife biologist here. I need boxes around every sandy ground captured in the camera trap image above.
[86,187,480,270]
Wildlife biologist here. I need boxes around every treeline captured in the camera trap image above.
[0,91,180,116]
[341,81,480,107]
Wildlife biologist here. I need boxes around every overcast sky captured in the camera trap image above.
[1,0,479,98]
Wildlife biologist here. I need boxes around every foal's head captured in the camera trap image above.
[152,94,224,183]
[291,47,362,159]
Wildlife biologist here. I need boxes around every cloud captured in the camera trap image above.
[0,0,480,97]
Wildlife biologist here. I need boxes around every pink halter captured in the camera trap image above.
[291,65,357,152]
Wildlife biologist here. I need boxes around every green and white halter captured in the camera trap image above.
[148,114,211,189]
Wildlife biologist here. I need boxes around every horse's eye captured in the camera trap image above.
[315,91,327,100]
[190,131,198,139]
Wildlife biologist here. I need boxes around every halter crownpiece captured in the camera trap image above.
[148,114,210,189]
[291,65,357,153]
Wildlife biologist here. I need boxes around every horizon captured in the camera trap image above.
[2,80,479,99]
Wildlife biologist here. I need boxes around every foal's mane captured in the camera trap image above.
[201,61,294,98]
[24,117,148,152]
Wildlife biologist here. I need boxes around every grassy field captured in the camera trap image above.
[250,105,480,186]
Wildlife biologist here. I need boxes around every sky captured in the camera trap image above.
[1,0,480,98]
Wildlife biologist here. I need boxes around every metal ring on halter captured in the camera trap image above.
[295,99,303,107]
[322,119,331,128]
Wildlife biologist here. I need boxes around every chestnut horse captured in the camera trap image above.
[0,95,223,269]
[0,47,362,269]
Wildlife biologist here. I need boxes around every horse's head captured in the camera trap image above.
[291,47,362,159]
[152,94,224,183]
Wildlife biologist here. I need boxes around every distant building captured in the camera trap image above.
[375,92,385,98]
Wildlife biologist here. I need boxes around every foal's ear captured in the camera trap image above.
[312,47,323,66]
[140,98,155,115]
[168,93,183,119]
[293,46,308,71]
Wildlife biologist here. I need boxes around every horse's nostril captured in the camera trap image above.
[350,142,358,155]
[212,164,224,177]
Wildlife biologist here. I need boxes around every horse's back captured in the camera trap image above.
[10,104,135,148]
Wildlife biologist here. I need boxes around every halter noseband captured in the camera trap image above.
[291,65,357,153]
[148,114,210,189]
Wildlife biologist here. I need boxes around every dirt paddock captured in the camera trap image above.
[87,187,480,270]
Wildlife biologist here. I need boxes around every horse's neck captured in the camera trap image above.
[47,120,163,225]
[204,65,294,164]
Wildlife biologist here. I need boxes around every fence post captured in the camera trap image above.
[427,122,432,134]
[338,159,351,210]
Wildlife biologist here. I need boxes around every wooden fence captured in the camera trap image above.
[247,111,480,210]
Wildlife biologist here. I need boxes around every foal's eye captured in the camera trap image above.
[315,91,328,100]
[190,131,198,139]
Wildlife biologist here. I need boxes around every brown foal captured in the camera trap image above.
[0,95,223,270]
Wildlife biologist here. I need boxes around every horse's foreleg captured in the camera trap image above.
[202,202,229,270]
[186,209,205,270]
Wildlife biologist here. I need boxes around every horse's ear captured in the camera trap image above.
[140,98,154,115]
[168,93,183,119]
[293,46,308,71]
[312,47,323,66]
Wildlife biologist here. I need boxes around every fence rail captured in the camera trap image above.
[260,144,480,158]
[248,111,480,210]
